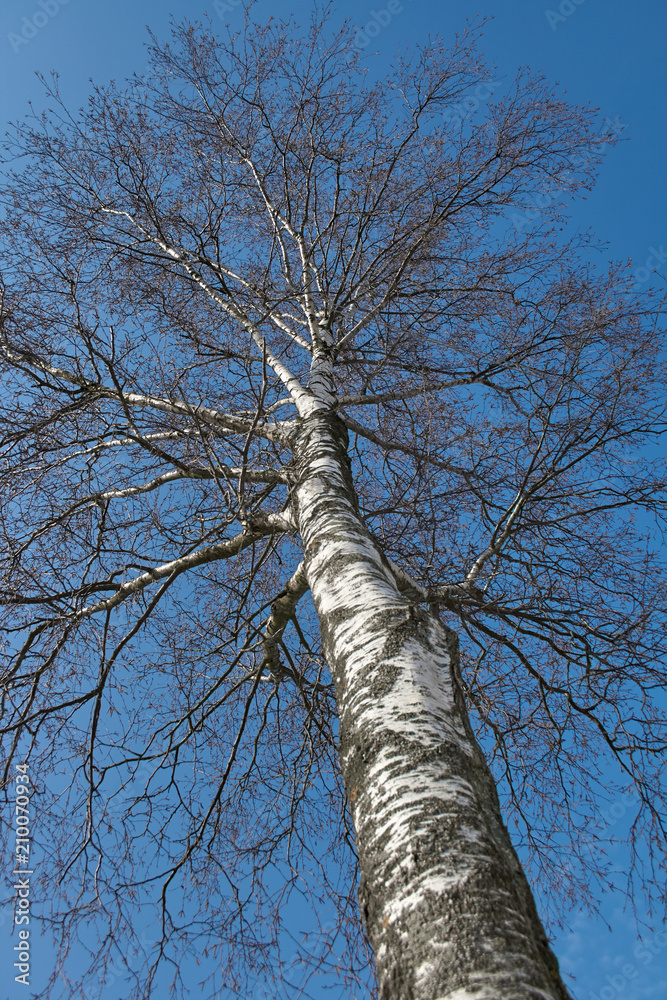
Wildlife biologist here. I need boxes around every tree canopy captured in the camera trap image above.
[1,9,665,998]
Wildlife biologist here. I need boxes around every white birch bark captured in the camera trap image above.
[295,410,571,1000]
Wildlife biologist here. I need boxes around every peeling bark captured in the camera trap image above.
[295,410,572,1000]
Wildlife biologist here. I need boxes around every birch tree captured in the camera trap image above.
[1,11,666,1000]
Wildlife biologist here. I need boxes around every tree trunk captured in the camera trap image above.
[295,410,572,1000]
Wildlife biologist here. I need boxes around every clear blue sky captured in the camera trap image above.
[1,2,665,998]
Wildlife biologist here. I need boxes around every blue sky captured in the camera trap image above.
[1,1,665,998]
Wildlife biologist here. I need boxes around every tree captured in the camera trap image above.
[1,9,665,999]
